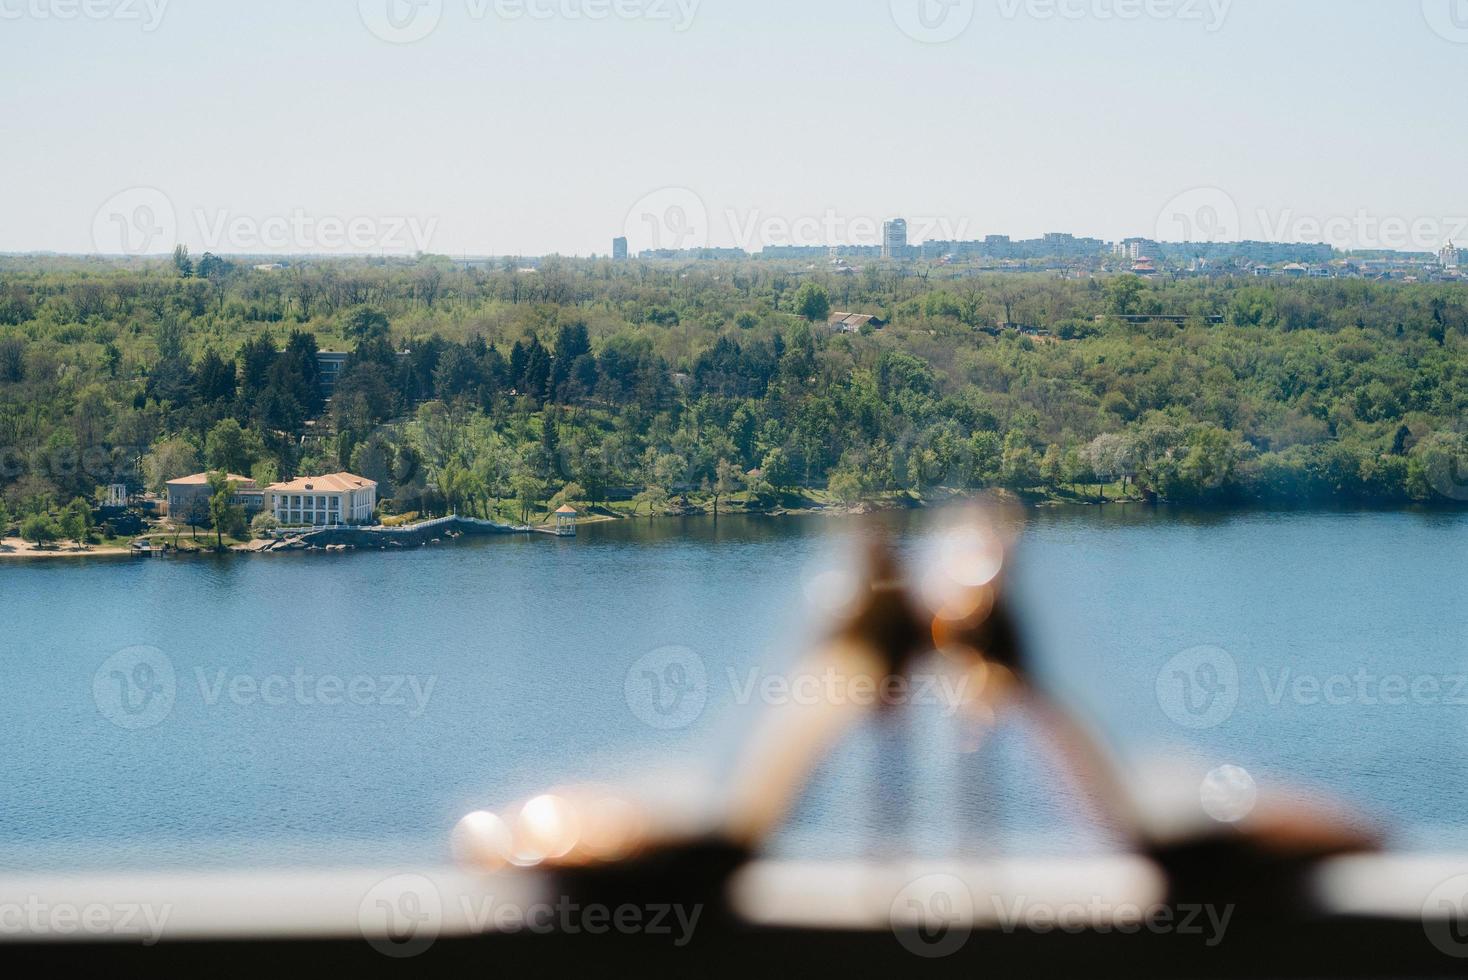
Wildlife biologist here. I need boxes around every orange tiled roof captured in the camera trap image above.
[266,472,377,494]
[166,473,255,488]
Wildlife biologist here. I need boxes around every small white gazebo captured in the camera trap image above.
[554,506,578,537]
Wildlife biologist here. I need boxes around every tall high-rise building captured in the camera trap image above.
[1440,242,1460,270]
[882,218,908,259]
[612,236,629,261]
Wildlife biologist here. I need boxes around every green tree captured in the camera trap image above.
[351,433,398,499]
[20,514,60,548]
[1040,445,1066,492]
[712,459,743,518]
[829,468,864,506]
[60,497,92,550]
[1001,433,1041,489]
[511,472,544,525]
[345,306,391,342]
[1105,275,1144,316]
[205,419,262,475]
[251,512,280,538]
[760,447,791,492]
[550,481,586,511]
[206,470,242,550]
[144,438,201,493]
[633,485,669,520]
[436,460,470,516]
[251,457,280,489]
[1087,432,1132,501]
[793,282,831,323]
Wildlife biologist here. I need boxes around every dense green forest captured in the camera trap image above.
[1,252,1466,533]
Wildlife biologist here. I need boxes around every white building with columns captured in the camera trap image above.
[266,473,378,527]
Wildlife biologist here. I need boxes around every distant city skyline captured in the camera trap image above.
[3,1,1467,257]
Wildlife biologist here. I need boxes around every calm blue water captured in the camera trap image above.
[2,508,1465,871]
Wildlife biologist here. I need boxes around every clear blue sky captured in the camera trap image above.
[2,0,1465,256]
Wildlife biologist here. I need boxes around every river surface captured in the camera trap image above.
[3,507,1466,871]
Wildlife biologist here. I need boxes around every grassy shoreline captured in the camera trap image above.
[3,486,1464,563]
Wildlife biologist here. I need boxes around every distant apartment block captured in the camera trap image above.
[1441,243,1461,269]
[316,352,350,397]
[882,219,908,259]
[266,472,378,527]
[612,236,629,261]
[1115,237,1158,260]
